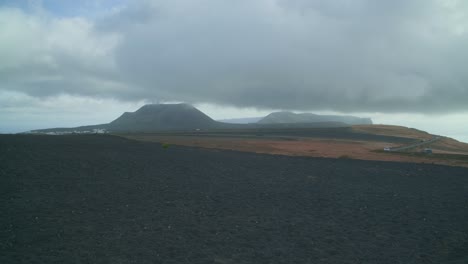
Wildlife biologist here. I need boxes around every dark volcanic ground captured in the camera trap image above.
[1,135,468,264]
[134,127,417,144]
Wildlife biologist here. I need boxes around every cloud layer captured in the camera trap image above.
[1,0,468,113]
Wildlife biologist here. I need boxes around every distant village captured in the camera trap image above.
[28,128,108,135]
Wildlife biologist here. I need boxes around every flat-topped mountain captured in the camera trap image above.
[107,103,218,131]
[258,111,372,125]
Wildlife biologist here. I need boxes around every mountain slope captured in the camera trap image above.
[258,111,372,125]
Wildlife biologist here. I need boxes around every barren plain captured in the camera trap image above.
[123,126,468,168]
[1,134,468,263]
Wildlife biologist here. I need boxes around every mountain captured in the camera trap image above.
[107,103,218,131]
[258,111,372,125]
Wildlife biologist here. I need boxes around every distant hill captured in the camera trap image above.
[258,112,372,125]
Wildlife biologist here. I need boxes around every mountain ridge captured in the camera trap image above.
[30,104,373,133]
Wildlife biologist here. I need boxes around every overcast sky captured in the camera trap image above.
[1,0,467,142]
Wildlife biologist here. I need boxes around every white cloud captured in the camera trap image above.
[0,90,145,132]
[0,7,122,97]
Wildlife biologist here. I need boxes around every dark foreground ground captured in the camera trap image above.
[1,135,468,264]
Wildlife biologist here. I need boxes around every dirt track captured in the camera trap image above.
[1,135,468,263]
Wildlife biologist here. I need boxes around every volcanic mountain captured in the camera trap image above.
[258,111,372,125]
[107,103,218,131]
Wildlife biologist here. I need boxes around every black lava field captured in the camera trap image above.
[1,135,468,264]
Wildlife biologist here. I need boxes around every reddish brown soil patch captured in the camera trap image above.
[124,135,468,168]
[352,124,432,140]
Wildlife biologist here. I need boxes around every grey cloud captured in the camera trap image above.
[2,0,468,113]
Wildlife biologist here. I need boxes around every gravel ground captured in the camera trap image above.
[1,135,468,264]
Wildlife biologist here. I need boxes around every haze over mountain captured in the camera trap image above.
[218,117,263,124]
[258,112,372,125]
